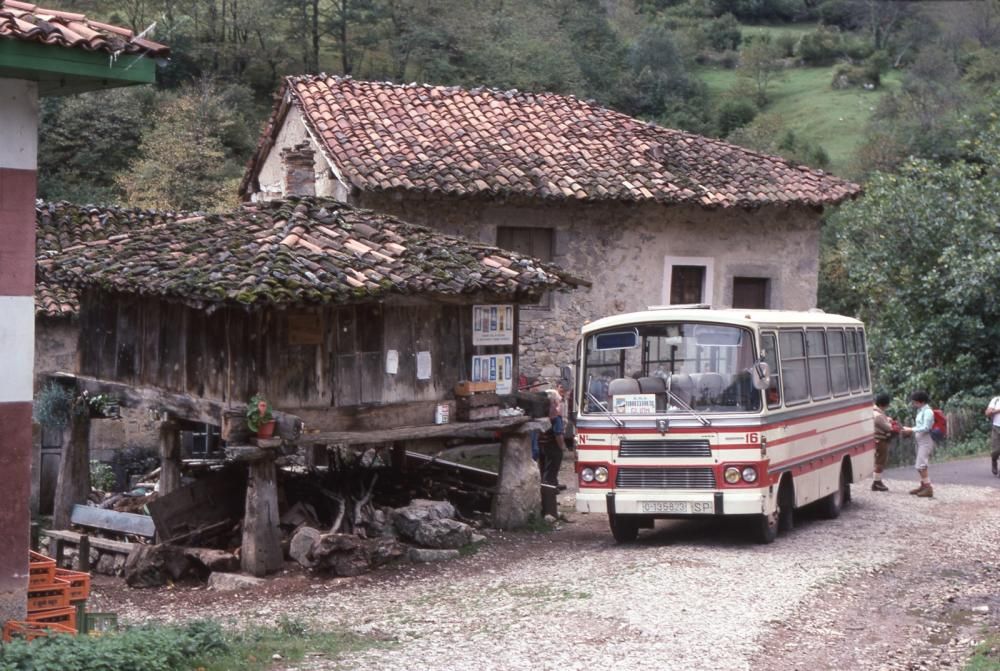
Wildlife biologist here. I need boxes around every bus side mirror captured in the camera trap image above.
[750,361,771,391]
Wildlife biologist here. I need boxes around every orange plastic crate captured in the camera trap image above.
[55,568,91,602]
[27,606,76,630]
[26,578,71,613]
[28,551,56,588]
[3,619,76,642]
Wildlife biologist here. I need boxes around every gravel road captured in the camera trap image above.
[93,456,1000,671]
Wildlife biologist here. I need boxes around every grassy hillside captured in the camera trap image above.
[698,66,899,175]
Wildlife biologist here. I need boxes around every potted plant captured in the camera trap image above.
[247,394,276,439]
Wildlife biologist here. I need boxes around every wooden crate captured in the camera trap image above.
[28,551,56,588]
[55,568,91,602]
[27,578,70,613]
[457,392,500,409]
[2,620,76,643]
[27,606,76,630]
[454,380,497,396]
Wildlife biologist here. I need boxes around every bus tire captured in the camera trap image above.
[778,477,795,533]
[610,514,639,543]
[754,509,778,544]
[820,464,849,519]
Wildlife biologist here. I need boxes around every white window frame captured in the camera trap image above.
[662,256,715,306]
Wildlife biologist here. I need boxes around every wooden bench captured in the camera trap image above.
[41,504,156,571]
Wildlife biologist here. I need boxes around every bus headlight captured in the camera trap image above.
[724,467,741,484]
[741,466,758,483]
[594,466,609,483]
[580,468,595,483]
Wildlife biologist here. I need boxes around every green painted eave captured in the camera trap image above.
[0,39,157,96]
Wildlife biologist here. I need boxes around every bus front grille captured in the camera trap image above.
[618,439,711,459]
[615,467,717,489]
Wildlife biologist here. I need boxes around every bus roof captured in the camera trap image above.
[581,308,865,334]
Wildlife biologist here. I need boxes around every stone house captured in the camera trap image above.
[239,75,862,377]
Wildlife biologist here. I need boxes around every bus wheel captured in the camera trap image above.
[820,464,849,519]
[610,514,639,543]
[754,509,778,544]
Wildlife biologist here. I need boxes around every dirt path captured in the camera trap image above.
[90,463,1000,671]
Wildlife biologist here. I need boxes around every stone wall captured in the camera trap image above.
[352,193,822,377]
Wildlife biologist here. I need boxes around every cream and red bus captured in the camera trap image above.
[574,307,874,543]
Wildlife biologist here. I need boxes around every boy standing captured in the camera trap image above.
[901,390,934,497]
[872,393,895,491]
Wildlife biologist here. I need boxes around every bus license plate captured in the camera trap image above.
[640,501,714,514]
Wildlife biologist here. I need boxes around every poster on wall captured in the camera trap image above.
[471,353,514,394]
[472,304,514,346]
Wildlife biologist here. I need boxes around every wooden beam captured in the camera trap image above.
[48,372,304,440]
[241,458,282,577]
[70,504,156,538]
[158,422,181,496]
[296,416,535,447]
[53,413,90,530]
[41,529,135,555]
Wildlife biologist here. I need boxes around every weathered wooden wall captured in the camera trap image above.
[79,291,516,429]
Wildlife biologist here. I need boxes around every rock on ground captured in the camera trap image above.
[289,526,323,568]
[207,572,264,591]
[123,544,191,588]
[408,548,460,563]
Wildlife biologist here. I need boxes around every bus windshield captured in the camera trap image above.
[582,322,761,415]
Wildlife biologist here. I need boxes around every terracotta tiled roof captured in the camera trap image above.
[241,75,860,208]
[35,201,181,317]
[0,1,169,57]
[40,197,580,311]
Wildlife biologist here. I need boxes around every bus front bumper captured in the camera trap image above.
[576,489,767,517]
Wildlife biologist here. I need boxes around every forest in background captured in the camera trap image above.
[35,0,1000,420]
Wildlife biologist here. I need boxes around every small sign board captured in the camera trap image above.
[471,353,514,394]
[472,305,514,346]
[612,394,657,415]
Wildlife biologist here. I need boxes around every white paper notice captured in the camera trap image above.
[385,350,399,375]
[416,351,432,380]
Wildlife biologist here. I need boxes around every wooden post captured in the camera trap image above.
[77,534,91,573]
[53,412,90,530]
[241,457,283,577]
[158,421,182,496]
[53,538,65,567]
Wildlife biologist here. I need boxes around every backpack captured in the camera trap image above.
[930,408,947,443]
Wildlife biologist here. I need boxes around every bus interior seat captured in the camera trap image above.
[638,376,667,411]
[669,373,694,407]
[608,378,641,398]
[697,372,725,401]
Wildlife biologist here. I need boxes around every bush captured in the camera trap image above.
[817,0,863,30]
[796,25,845,65]
[704,13,742,52]
[0,620,228,671]
[775,33,798,59]
[32,383,75,430]
[90,460,116,492]
[716,99,758,135]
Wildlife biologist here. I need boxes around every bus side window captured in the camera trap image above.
[778,330,809,404]
[857,331,871,390]
[762,332,781,408]
[828,329,849,396]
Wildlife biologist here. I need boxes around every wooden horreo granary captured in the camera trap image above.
[39,196,581,575]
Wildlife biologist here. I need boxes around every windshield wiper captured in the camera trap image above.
[586,375,624,428]
[665,379,711,426]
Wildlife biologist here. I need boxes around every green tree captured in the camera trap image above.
[38,87,156,203]
[738,35,784,106]
[117,81,256,211]
[823,108,1000,401]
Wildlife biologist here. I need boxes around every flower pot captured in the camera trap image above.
[257,420,276,439]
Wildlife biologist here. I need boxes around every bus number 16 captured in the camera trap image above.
[745,433,760,444]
